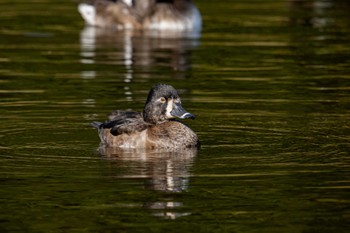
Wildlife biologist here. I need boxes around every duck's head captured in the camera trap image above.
[143,83,195,124]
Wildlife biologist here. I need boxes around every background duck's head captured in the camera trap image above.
[143,83,195,124]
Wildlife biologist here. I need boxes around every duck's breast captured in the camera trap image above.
[146,121,199,148]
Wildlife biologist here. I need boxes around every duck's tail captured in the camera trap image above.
[91,121,102,129]
[91,121,107,144]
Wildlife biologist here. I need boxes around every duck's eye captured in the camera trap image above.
[159,97,166,103]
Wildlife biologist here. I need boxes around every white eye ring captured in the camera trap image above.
[159,97,166,103]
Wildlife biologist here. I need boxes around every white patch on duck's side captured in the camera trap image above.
[122,0,133,7]
[145,4,202,31]
[158,21,185,31]
[119,142,135,149]
[165,98,174,119]
[78,3,96,26]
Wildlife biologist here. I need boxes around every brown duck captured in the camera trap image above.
[92,84,199,149]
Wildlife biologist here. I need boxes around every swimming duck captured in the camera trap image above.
[92,84,200,149]
[78,0,202,31]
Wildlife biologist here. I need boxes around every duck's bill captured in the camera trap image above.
[171,104,195,119]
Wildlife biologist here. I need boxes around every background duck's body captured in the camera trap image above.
[78,0,202,32]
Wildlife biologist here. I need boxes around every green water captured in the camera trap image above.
[1,0,350,232]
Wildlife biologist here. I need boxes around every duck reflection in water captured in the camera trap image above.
[287,0,333,28]
[99,147,197,219]
[79,0,201,82]
[100,147,197,192]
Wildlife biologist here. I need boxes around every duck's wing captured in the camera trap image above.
[107,110,140,121]
[102,111,149,136]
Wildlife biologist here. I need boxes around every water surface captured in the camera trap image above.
[1,0,350,232]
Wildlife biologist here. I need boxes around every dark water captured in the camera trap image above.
[1,0,350,232]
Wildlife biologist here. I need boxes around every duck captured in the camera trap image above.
[78,0,202,32]
[92,84,200,149]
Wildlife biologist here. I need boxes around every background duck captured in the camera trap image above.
[78,0,202,31]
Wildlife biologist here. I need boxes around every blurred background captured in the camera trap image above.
[1,0,350,232]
